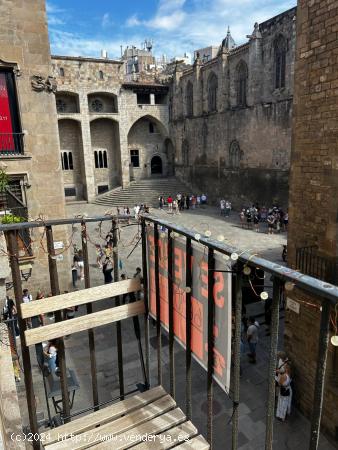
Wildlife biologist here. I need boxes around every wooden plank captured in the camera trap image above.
[41,386,166,446]
[0,324,25,450]
[174,435,210,449]
[25,301,145,346]
[21,278,140,319]
[45,395,177,450]
[95,408,187,450]
[131,420,197,450]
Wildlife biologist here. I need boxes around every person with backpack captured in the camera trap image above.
[247,316,259,363]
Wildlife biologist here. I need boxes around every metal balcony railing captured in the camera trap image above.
[0,214,337,449]
[0,132,24,155]
[296,245,338,285]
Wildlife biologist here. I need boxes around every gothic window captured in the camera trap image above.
[59,67,65,77]
[182,139,189,166]
[91,99,103,112]
[56,99,67,113]
[207,72,218,112]
[61,152,73,170]
[274,35,286,89]
[149,122,155,133]
[186,81,193,117]
[236,61,248,107]
[99,70,104,80]
[94,150,108,168]
[229,140,241,168]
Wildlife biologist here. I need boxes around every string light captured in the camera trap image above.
[217,234,225,242]
[285,281,295,291]
[230,253,238,261]
[260,291,269,300]
[185,287,191,293]
[243,266,251,276]
[331,336,338,347]
[204,230,212,238]
[194,233,201,241]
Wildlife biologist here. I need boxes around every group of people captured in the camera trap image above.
[239,205,288,234]
[116,204,150,220]
[219,199,232,217]
[239,309,292,422]
[159,193,208,213]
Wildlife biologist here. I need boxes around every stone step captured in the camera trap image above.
[93,177,192,207]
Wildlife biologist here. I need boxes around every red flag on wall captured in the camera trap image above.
[0,73,14,151]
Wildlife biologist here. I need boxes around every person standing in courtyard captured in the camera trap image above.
[267,212,275,234]
[167,195,173,213]
[247,316,259,363]
[102,259,114,284]
[225,201,231,217]
[158,196,164,209]
[220,199,225,216]
[275,368,292,421]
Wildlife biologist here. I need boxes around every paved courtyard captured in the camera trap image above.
[15,203,335,449]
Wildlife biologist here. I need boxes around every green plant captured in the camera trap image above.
[1,214,25,224]
[0,169,8,193]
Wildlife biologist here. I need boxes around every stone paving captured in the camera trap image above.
[15,204,336,449]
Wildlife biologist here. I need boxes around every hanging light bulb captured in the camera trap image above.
[243,266,251,275]
[160,232,166,239]
[260,291,269,300]
[285,281,294,291]
[194,233,201,241]
[205,230,212,238]
[217,234,225,242]
[330,335,338,346]
[18,249,25,257]
[185,286,192,293]
[231,253,238,261]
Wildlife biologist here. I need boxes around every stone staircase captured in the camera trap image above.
[94,177,192,207]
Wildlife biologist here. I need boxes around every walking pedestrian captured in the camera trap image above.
[267,212,275,234]
[225,201,231,217]
[220,199,225,216]
[159,196,164,209]
[43,340,58,374]
[239,209,245,228]
[275,369,292,421]
[247,317,259,364]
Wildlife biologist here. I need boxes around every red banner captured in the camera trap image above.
[0,73,14,151]
[147,229,232,391]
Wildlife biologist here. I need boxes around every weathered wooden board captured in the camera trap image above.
[41,386,166,446]
[25,300,145,346]
[21,279,140,319]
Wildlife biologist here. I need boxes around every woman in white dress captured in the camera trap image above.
[275,371,292,421]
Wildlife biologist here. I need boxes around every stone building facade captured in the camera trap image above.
[52,56,171,202]
[0,0,69,293]
[170,8,297,207]
[286,0,338,440]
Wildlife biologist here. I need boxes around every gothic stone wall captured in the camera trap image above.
[52,57,170,198]
[170,8,296,208]
[0,0,70,293]
[286,0,338,439]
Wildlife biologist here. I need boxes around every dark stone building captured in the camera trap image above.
[169,8,297,208]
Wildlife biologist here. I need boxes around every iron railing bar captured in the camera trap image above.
[265,277,281,449]
[309,299,331,450]
[112,219,125,400]
[81,222,99,411]
[232,266,243,450]
[185,237,192,420]
[154,223,162,385]
[167,228,175,398]
[0,215,125,231]
[207,248,215,446]
[143,216,338,304]
[45,225,71,422]
[141,219,150,388]
[7,230,40,449]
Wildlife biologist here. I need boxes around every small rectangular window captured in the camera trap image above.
[98,185,109,194]
[130,149,140,167]
[136,93,150,104]
[64,187,76,197]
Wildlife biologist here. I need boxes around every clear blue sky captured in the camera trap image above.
[47,0,296,60]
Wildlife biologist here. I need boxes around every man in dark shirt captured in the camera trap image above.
[102,260,114,284]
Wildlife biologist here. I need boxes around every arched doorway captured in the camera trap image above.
[151,155,163,175]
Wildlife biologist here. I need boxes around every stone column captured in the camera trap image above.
[247,23,263,106]
[79,91,96,201]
